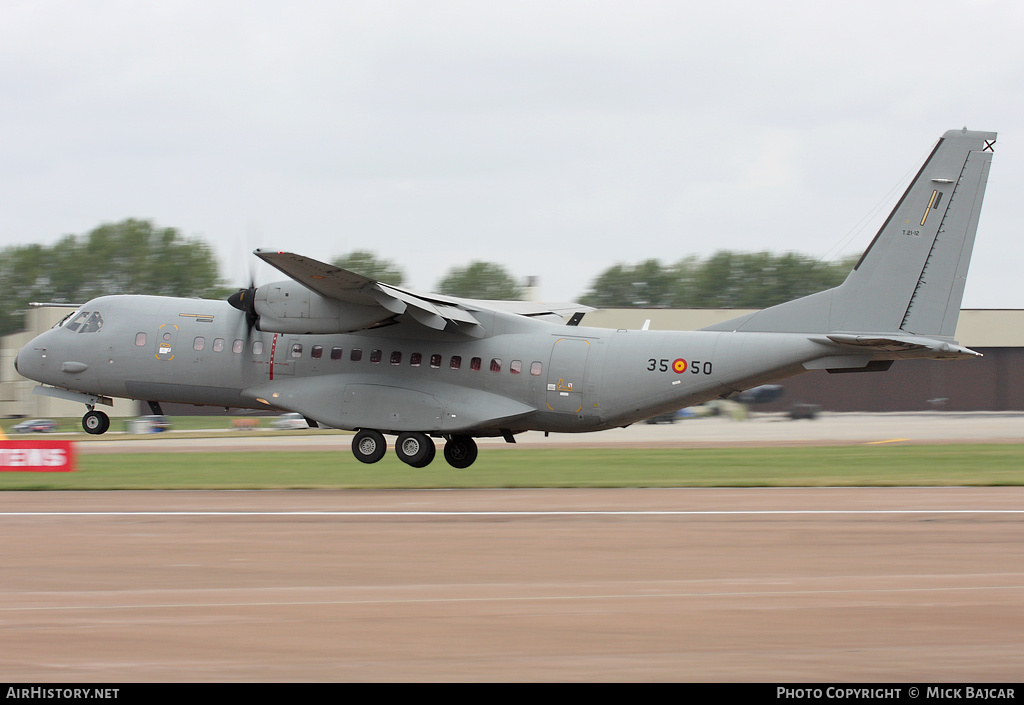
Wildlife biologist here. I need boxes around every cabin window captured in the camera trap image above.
[531,361,543,376]
[390,351,402,365]
[311,345,323,359]
[135,332,147,347]
[331,347,343,360]
[194,337,205,351]
[430,354,441,369]
[351,348,362,362]
[490,358,501,373]
[510,360,522,375]
[410,352,422,367]
[470,357,482,371]
[233,339,244,354]
[291,343,302,358]
[370,349,382,363]
[253,341,264,355]
[213,338,225,353]
[450,356,461,370]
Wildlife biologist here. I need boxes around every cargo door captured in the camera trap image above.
[546,338,590,414]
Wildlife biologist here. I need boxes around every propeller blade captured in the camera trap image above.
[227,286,259,332]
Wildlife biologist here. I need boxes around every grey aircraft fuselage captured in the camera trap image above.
[16,293,822,435]
[13,128,998,468]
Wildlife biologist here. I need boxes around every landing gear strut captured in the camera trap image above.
[82,409,110,435]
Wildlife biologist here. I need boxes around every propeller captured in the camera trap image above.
[227,285,259,332]
[228,251,260,333]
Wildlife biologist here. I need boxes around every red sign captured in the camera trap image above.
[0,441,76,472]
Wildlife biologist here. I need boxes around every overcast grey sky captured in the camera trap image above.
[3,0,1022,306]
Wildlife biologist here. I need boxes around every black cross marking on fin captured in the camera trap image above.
[984,139,996,152]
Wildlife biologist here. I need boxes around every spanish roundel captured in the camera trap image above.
[672,358,687,373]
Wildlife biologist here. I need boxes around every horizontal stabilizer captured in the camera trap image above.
[823,333,982,359]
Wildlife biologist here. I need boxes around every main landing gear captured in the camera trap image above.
[351,430,478,469]
[82,409,110,435]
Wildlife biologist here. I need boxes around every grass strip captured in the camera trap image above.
[1,444,1022,490]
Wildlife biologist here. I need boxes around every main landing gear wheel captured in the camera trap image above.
[443,435,478,469]
[395,432,435,468]
[352,429,387,464]
[82,410,110,435]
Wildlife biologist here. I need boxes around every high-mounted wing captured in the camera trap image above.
[230,250,588,337]
[254,250,486,337]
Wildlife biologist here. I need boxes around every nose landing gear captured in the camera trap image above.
[82,409,110,435]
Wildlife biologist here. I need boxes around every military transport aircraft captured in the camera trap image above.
[14,128,996,468]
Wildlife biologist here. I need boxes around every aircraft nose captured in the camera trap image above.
[14,335,50,383]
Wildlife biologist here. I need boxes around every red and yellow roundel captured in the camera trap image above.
[672,358,687,373]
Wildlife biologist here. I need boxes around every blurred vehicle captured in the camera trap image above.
[646,385,785,424]
[12,419,57,433]
[138,415,172,432]
[788,403,821,420]
[645,410,680,424]
[271,412,308,430]
[735,384,784,405]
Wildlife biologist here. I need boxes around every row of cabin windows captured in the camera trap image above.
[134,333,543,376]
[288,343,543,376]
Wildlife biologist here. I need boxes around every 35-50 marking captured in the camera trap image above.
[647,358,713,375]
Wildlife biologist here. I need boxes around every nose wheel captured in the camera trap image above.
[82,410,110,435]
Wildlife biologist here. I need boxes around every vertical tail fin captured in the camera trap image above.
[704,128,996,337]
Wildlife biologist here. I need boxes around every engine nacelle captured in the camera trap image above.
[252,280,394,334]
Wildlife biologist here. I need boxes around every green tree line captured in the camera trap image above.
[0,219,227,336]
[1,220,859,336]
[578,251,858,309]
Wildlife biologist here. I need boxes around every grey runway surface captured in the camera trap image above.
[1,487,1022,681]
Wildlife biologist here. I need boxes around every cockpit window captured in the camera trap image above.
[54,311,77,329]
[64,311,103,333]
[82,312,103,333]
[64,311,90,332]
